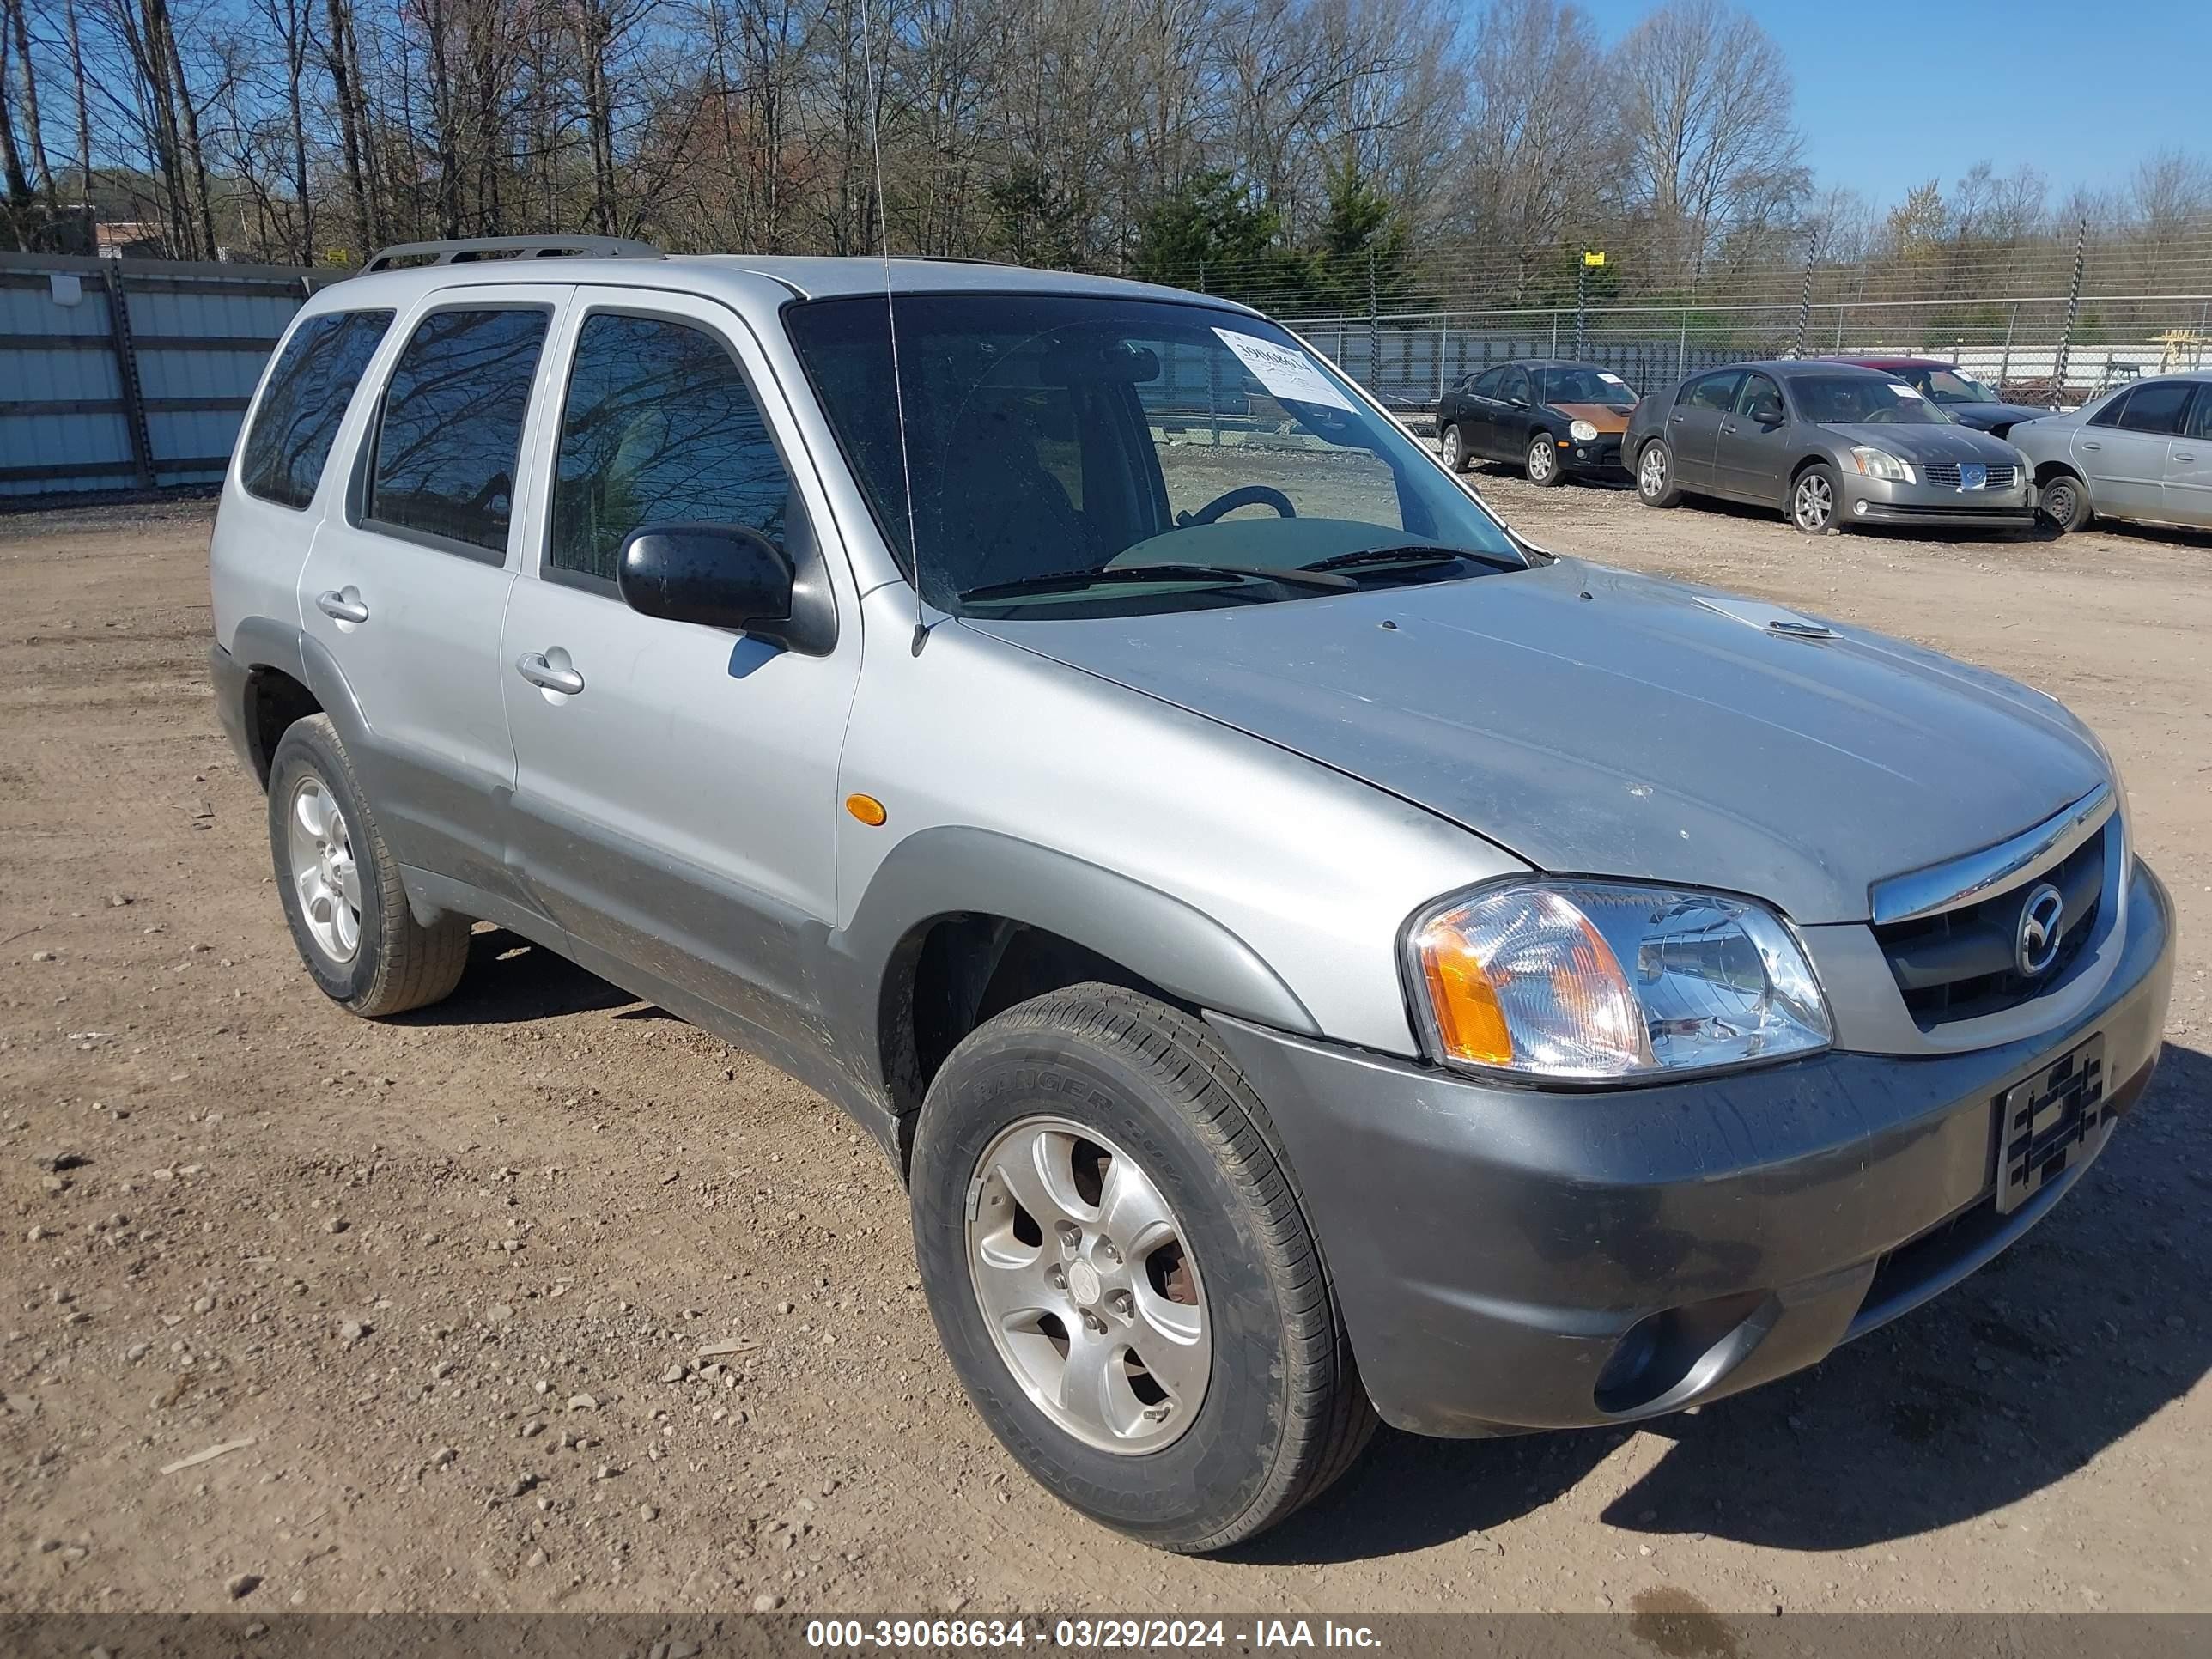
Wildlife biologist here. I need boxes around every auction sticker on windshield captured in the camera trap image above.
[1889,383,1925,398]
[1213,328,1355,411]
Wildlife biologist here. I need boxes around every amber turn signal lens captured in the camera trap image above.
[844,793,887,826]
[1415,924,1516,1066]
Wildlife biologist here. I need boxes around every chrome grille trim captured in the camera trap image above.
[1923,460,2016,490]
[1868,783,2113,926]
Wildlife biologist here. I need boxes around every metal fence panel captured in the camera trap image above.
[0,252,328,499]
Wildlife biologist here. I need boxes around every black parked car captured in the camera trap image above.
[1436,359,1638,486]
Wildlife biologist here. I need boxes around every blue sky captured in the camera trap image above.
[1580,0,2210,209]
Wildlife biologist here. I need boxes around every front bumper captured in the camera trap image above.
[1846,473,2035,528]
[1554,433,1626,475]
[1206,860,2174,1438]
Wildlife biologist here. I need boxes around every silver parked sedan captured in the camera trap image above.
[1626,359,2036,533]
[2008,373,2212,535]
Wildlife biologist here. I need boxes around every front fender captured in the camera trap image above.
[824,825,1320,1126]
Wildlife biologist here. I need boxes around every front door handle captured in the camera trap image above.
[2081,441,2102,452]
[515,651,585,696]
[1720,419,1739,433]
[2175,452,2197,462]
[315,588,368,624]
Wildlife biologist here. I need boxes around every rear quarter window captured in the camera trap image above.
[238,309,394,510]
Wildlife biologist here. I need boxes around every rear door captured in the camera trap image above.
[2076,382,2191,519]
[2160,383,2212,526]
[497,283,862,1054]
[297,283,565,908]
[1711,370,1790,503]
[1664,370,1742,488]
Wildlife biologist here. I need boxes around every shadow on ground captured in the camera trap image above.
[1237,1041,2211,1565]
[393,926,641,1025]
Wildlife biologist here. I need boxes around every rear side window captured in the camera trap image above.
[2188,386,2212,440]
[548,313,793,584]
[239,309,393,509]
[2087,390,2129,428]
[367,307,550,557]
[2115,380,2194,436]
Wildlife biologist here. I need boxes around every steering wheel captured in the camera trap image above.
[1177,484,1297,526]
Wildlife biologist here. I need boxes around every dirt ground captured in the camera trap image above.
[3,483,2207,1620]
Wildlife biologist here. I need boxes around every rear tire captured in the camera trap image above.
[267,715,471,1018]
[2039,471,2092,534]
[1439,422,1471,473]
[910,983,1375,1553]
[1790,463,1842,534]
[1636,439,1681,507]
[1525,431,1564,487]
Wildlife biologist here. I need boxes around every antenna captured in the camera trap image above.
[859,0,928,657]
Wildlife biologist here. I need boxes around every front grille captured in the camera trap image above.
[1873,824,2106,1028]
[1923,461,2017,490]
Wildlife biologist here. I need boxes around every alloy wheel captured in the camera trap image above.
[1441,425,1462,469]
[286,774,362,963]
[1639,445,1667,498]
[1794,472,1834,531]
[1528,438,1555,482]
[966,1115,1209,1455]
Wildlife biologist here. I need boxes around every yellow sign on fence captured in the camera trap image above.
[1583,251,1607,267]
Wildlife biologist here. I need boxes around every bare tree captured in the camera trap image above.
[1611,0,1805,290]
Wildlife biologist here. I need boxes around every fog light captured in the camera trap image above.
[1852,499,1868,516]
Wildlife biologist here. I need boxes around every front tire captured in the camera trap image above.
[1637,439,1681,507]
[1439,422,1470,473]
[1791,463,1842,534]
[2039,471,2092,533]
[267,715,471,1018]
[1525,431,1564,487]
[910,984,1375,1553]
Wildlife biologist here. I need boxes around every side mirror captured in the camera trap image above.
[617,522,794,635]
[1750,402,1784,427]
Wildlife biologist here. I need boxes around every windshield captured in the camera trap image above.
[1538,367,1637,407]
[783,293,1526,617]
[1792,374,1953,427]
[1921,368,1998,405]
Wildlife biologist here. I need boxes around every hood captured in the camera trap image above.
[1942,401,2057,431]
[962,560,2107,923]
[1550,401,1633,434]
[1818,422,2024,464]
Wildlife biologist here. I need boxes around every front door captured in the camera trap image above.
[498,283,863,1055]
[1711,371,1790,503]
[1665,370,1742,488]
[2160,383,2212,527]
[296,284,566,908]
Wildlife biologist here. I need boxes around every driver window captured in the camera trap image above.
[1500,367,1531,405]
[1471,367,1507,398]
[548,313,793,585]
[1735,374,1784,423]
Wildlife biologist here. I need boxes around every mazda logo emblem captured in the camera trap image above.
[2016,883,2065,976]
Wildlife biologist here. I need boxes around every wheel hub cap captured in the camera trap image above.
[286,775,362,965]
[966,1115,1210,1455]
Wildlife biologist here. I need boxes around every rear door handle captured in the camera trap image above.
[515,651,584,696]
[314,588,368,624]
[2081,441,2102,451]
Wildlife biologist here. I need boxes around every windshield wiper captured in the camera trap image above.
[961,562,1355,602]
[1300,544,1523,574]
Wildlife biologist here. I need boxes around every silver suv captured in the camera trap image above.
[210,237,2175,1553]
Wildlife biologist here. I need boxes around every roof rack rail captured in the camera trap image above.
[360,234,664,273]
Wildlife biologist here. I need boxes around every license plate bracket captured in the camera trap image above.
[1994,1033,2106,1214]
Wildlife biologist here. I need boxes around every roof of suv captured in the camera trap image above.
[321,250,1247,311]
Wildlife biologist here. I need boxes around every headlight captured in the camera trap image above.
[1849,446,1915,483]
[1569,419,1599,442]
[1406,880,1831,1082]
